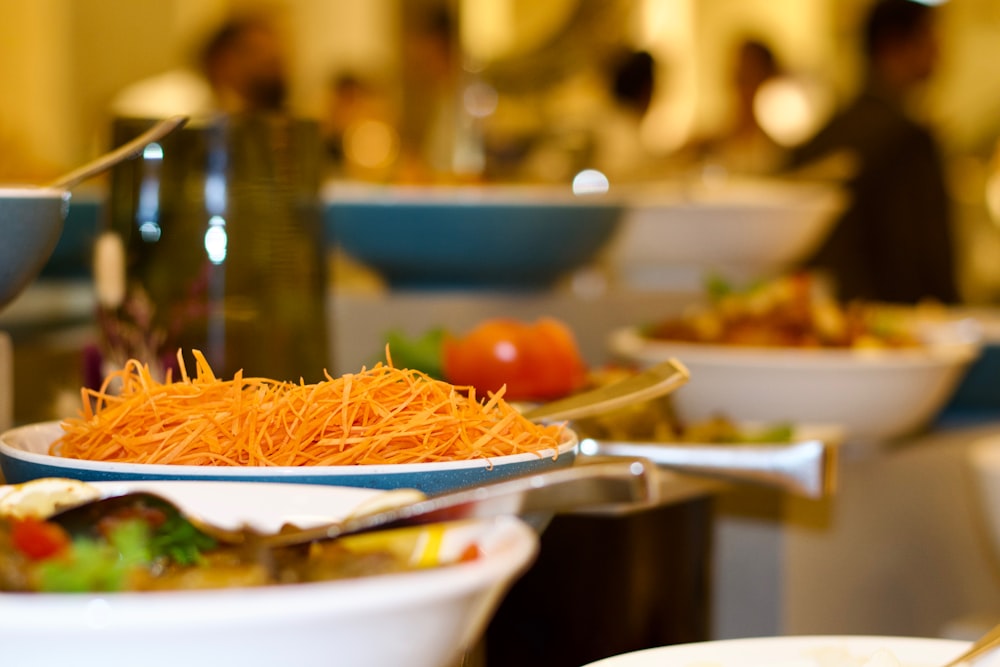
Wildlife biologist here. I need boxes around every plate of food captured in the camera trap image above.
[581,635,973,667]
[0,351,576,492]
[0,477,537,667]
[609,274,981,443]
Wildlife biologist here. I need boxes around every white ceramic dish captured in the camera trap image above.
[0,421,578,494]
[0,479,538,667]
[609,321,980,443]
[607,178,845,291]
[581,635,972,667]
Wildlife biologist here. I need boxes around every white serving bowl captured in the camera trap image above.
[607,178,846,291]
[0,479,538,667]
[0,186,70,310]
[582,635,973,667]
[609,321,981,443]
[0,421,578,494]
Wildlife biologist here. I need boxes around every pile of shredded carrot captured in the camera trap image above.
[52,350,565,467]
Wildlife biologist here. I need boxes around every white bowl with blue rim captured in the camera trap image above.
[0,420,578,493]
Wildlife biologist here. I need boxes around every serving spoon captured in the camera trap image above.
[940,621,1000,667]
[49,459,657,549]
[45,115,189,191]
[521,357,689,422]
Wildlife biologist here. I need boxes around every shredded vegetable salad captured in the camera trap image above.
[53,350,565,467]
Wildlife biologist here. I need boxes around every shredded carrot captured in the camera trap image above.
[52,349,566,467]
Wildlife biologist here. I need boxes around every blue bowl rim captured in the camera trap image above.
[0,186,69,199]
[0,421,578,479]
[321,182,624,209]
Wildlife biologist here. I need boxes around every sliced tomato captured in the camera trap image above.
[442,317,587,401]
[11,517,71,561]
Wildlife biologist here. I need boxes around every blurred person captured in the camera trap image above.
[320,72,399,179]
[518,47,661,184]
[683,37,785,176]
[717,38,785,174]
[110,12,289,119]
[786,0,959,304]
[588,48,660,181]
[198,13,289,114]
[396,4,462,180]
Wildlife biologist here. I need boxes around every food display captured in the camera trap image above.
[52,349,564,467]
[569,366,794,444]
[0,478,538,667]
[384,316,794,444]
[610,274,980,443]
[386,316,588,401]
[0,478,475,593]
[644,273,921,349]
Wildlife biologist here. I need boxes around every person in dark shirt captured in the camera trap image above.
[789,0,959,304]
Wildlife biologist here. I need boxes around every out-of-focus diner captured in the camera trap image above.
[3,0,1000,666]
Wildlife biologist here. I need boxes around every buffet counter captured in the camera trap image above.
[331,286,1000,648]
[714,411,1000,641]
[5,278,1000,663]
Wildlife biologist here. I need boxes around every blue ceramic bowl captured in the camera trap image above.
[0,421,578,495]
[40,189,102,279]
[0,186,70,309]
[323,183,623,289]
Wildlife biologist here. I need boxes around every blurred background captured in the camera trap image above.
[4,0,1000,297]
[6,0,1000,653]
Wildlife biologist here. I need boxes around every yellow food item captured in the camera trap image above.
[646,274,921,349]
[0,478,101,519]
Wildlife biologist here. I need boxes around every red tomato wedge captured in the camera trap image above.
[442,317,587,401]
[11,517,71,561]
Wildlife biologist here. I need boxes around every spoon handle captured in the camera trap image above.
[942,621,1000,667]
[521,358,690,423]
[260,459,656,549]
[579,438,838,499]
[47,115,189,190]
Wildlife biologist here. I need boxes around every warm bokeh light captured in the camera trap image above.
[204,215,227,265]
[986,169,1000,226]
[142,143,164,160]
[754,75,832,147]
[461,0,578,63]
[344,119,399,169]
[572,169,610,195]
[463,81,499,119]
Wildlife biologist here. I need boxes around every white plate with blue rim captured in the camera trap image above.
[0,420,577,494]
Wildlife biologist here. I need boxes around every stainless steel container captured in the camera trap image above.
[97,114,329,382]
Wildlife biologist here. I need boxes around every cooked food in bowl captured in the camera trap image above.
[0,483,474,593]
[645,273,921,349]
[611,274,981,443]
[0,479,538,667]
